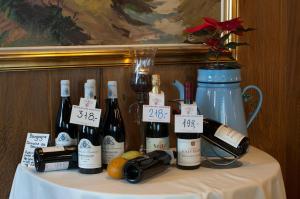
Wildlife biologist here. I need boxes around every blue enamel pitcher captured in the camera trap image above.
[173,66,263,157]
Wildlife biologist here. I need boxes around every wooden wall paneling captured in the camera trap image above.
[0,71,50,198]
[49,68,102,144]
[239,0,300,198]
[285,0,300,198]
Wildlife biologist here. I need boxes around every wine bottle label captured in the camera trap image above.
[61,85,70,97]
[78,139,101,169]
[107,81,118,99]
[214,125,245,148]
[103,136,124,164]
[177,138,201,166]
[55,132,77,146]
[44,162,69,172]
[42,146,65,153]
[146,137,170,153]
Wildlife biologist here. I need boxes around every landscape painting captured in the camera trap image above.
[0,0,221,47]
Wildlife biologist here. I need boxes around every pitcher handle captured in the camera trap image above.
[242,85,263,128]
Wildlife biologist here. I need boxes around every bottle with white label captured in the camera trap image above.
[102,81,125,167]
[145,74,169,153]
[176,82,201,170]
[78,83,102,174]
[202,118,249,157]
[34,146,78,172]
[55,80,77,146]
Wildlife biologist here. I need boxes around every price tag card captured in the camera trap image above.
[70,105,101,127]
[21,133,50,167]
[181,103,198,116]
[175,115,203,133]
[149,92,165,106]
[79,98,96,108]
[142,105,171,123]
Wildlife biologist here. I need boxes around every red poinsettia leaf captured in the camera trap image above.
[203,17,219,27]
[219,17,243,31]
[184,22,215,33]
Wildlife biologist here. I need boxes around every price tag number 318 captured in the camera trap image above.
[77,110,97,122]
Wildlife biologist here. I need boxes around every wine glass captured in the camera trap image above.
[129,48,157,153]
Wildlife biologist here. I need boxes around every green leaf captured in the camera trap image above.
[221,33,231,42]
[225,42,248,49]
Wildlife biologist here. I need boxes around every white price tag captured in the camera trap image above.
[149,92,165,106]
[175,115,203,133]
[70,105,101,127]
[79,98,96,108]
[181,103,198,116]
[142,105,171,123]
[21,133,50,167]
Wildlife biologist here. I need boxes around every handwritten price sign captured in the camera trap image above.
[70,105,101,127]
[142,105,171,123]
[175,115,203,133]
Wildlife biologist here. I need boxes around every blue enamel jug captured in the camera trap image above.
[173,66,263,157]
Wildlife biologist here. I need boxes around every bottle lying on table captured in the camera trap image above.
[123,150,172,183]
[34,146,78,172]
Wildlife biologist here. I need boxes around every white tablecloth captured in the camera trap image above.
[9,147,286,199]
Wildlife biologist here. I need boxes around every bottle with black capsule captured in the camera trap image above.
[202,118,249,158]
[145,74,169,153]
[78,83,102,174]
[176,82,201,170]
[34,146,78,172]
[55,80,77,146]
[102,81,125,167]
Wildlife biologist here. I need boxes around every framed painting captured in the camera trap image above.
[0,0,237,71]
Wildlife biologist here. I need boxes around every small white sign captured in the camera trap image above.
[79,98,96,109]
[70,105,101,127]
[21,133,50,167]
[181,103,198,116]
[175,115,203,133]
[142,105,171,123]
[149,92,165,106]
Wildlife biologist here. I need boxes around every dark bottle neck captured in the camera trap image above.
[106,98,119,108]
[184,82,193,105]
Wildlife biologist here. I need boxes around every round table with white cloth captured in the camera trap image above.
[9,146,286,199]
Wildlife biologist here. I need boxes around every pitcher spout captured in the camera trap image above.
[173,80,184,100]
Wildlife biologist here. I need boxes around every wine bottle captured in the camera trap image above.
[176,82,201,170]
[78,83,102,174]
[55,80,77,146]
[202,119,249,157]
[102,81,125,167]
[145,74,169,153]
[34,146,77,172]
[123,150,172,183]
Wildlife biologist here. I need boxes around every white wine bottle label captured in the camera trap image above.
[44,162,69,172]
[55,132,77,146]
[42,146,64,153]
[60,81,70,97]
[103,136,124,164]
[78,139,101,169]
[177,138,201,166]
[146,137,170,153]
[214,125,245,148]
[107,81,118,99]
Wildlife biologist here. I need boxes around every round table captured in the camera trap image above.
[9,147,286,199]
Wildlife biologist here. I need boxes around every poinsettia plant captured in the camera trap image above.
[184,17,254,62]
